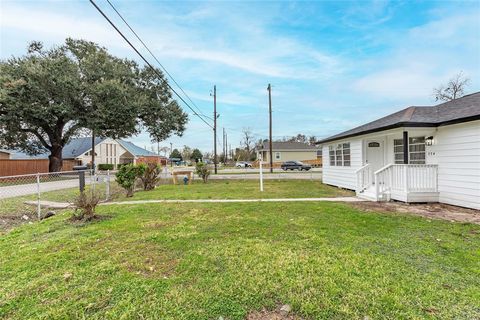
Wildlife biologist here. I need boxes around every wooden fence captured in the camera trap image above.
[0,159,78,176]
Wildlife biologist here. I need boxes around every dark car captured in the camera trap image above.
[280,161,312,171]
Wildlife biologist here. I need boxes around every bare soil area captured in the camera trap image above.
[351,201,480,224]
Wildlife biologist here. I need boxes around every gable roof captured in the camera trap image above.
[2,137,158,159]
[117,140,158,157]
[63,137,106,158]
[317,92,480,144]
[258,141,318,151]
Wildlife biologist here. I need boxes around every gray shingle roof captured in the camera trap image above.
[63,137,106,158]
[258,141,318,151]
[117,140,158,157]
[317,92,480,144]
[3,137,158,159]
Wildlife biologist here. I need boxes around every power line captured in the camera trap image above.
[89,0,213,129]
[104,0,213,122]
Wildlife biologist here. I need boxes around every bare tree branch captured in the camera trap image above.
[433,72,470,102]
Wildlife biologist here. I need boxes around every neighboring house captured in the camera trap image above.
[0,150,11,159]
[257,141,318,163]
[4,137,166,167]
[316,92,480,210]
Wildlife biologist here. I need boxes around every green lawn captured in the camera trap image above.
[1,200,479,319]
[123,179,353,201]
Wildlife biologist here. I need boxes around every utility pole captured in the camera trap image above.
[225,131,228,162]
[212,85,218,174]
[267,84,273,173]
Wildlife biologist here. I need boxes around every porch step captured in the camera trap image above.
[357,186,388,201]
[357,191,376,201]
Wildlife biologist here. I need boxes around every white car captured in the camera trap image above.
[235,161,252,168]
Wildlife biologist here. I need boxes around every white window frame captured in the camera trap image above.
[393,137,426,164]
[275,152,281,160]
[329,143,350,167]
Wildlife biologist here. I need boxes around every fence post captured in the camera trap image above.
[36,173,41,219]
[106,170,110,201]
[92,169,96,193]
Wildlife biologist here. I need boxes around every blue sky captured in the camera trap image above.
[1,0,479,153]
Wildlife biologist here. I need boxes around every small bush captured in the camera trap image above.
[117,163,129,170]
[139,162,162,191]
[195,162,211,183]
[72,191,101,221]
[115,164,144,197]
[98,163,114,171]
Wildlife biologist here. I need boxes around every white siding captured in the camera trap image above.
[77,139,129,166]
[322,139,362,190]
[436,120,480,210]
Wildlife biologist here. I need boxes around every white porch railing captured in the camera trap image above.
[374,164,438,201]
[355,164,371,193]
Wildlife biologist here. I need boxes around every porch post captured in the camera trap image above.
[403,131,409,164]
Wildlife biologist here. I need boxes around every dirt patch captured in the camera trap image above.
[0,213,36,233]
[350,201,480,224]
[246,305,304,320]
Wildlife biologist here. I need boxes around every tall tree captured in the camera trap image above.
[181,145,192,162]
[241,128,254,157]
[169,148,182,160]
[0,39,188,171]
[433,71,470,102]
[190,148,203,162]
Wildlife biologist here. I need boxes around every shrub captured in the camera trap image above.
[98,163,114,171]
[72,191,101,221]
[115,164,144,197]
[195,162,211,183]
[139,162,162,191]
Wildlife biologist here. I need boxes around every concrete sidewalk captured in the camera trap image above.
[101,197,364,206]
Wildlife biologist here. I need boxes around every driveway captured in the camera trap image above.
[0,179,80,199]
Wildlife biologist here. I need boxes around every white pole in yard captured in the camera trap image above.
[36,173,41,219]
[259,156,264,192]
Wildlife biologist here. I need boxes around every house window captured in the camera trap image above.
[393,139,404,164]
[329,143,350,166]
[275,152,281,160]
[329,146,335,166]
[342,143,350,166]
[409,137,425,164]
[335,144,342,166]
[393,137,426,164]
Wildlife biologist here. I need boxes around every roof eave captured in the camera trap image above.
[316,115,480,145]
[315,122,436,145]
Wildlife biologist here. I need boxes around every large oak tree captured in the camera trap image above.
[0,39,188,171]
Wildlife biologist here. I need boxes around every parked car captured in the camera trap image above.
[280,161,312,171]
[235,161,252,168]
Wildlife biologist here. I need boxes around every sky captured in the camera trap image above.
[1,0,479,154]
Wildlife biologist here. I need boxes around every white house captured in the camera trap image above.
[317,92,480,210]
[6,137,165,167]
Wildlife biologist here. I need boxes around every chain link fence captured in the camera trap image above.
[0,170,114,222]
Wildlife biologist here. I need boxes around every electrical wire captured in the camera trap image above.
[89,0,214,129]
[104,0,213,121]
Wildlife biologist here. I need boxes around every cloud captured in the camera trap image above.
[352,10,480,102]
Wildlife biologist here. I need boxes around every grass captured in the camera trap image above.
[122,179,353,201]
[0,180,349,219]
[0,200,479,319]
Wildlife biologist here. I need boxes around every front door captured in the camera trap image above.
[366,140,384,182]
